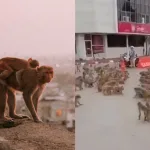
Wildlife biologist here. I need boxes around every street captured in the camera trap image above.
[76,68,150,150]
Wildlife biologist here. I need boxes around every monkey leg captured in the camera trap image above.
[79,85,83,90]
[23,89,42,123]
[144,112,147,121]
[138,108,141,120]
[7,89,30,119]
[32,87,43,112]
[0,85,13,123]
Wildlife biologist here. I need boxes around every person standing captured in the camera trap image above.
[129,46,136,67]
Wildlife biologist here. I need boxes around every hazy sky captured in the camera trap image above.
[0,0,74,58]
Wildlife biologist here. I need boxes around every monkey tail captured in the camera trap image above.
[137,102,141,120]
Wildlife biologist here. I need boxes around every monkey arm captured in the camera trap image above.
[22,86,40,122]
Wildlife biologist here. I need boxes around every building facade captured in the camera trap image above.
[75,0,150,60]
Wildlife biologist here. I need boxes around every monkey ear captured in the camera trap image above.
[28,58,33,62]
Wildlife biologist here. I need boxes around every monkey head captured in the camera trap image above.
[37,66,54,83]
[75,94,81,100]
[28,58,39,68]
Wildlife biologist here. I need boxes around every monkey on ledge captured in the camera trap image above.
[0,57,54,123]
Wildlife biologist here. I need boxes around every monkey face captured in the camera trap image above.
[38,66,54,83]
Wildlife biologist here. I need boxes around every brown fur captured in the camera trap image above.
[137,102,150,121]
[143,89,150,102]
[134,87,145,98]
[0,57,39,88]
[0,66,54,123]
[75,95,82,107]
[75,76,83,90]
[0,57,39,71]
[112,85,124,94]
[141,84,150,90]
[102,85,113,95]
[104,80,119,86]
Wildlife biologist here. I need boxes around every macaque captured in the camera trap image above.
[137,102,150,121]
[0,57,39,88]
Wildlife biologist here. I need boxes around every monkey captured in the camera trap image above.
[134,87,145,98]
[76,63,81,72]
[83,75,95,88]
[143,89,150,102]
[75,76,83,90]
[0,65,54,123]
[104,80,119,86]
[140,71,150,76]
[118,79,125,84]
[113,85,124,95]
[0,57,39,88]
[102,85,113,95]
[137,102,150,121]
[75,95,83,107]
[141,84,150,90]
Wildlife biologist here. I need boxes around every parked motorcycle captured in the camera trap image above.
[120,53,139,67]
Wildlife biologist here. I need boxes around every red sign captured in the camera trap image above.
[118,22,150,34]
[137,56,150,68]
[120,60,126,72]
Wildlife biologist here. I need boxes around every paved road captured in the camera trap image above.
[76,68,150,150]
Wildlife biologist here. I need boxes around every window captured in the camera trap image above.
[117,0,150,23]
[84,34,104,57]
[128,35,145,47]
[84,34,91,40]
[107,34,126,47]
[85,41,92,57]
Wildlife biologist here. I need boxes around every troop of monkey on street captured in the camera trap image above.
[76,61,150,123]
[75,62,128,96]
[2,57,150,124]
[0,57,54,124]
[134,69,150,122]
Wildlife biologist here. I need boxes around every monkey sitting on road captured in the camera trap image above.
[102,85,113,95]
[113,85,124,95]
[75,76,83,91]
[75,95,83,107]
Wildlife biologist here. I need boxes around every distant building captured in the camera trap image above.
[75,0,150,59]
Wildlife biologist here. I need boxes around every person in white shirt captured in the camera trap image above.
[129,46,136,67]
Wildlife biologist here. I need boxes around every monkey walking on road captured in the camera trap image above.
[137,102,150,121]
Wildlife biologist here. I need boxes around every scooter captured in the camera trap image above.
[121,53,139,68]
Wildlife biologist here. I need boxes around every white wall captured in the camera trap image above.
[76,34,144,59]
[76,0,118,33]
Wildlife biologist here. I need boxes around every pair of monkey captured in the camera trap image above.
[0,57,39,89]
[0,57,54,123]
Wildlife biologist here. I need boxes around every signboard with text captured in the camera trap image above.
[118,22,150,34]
